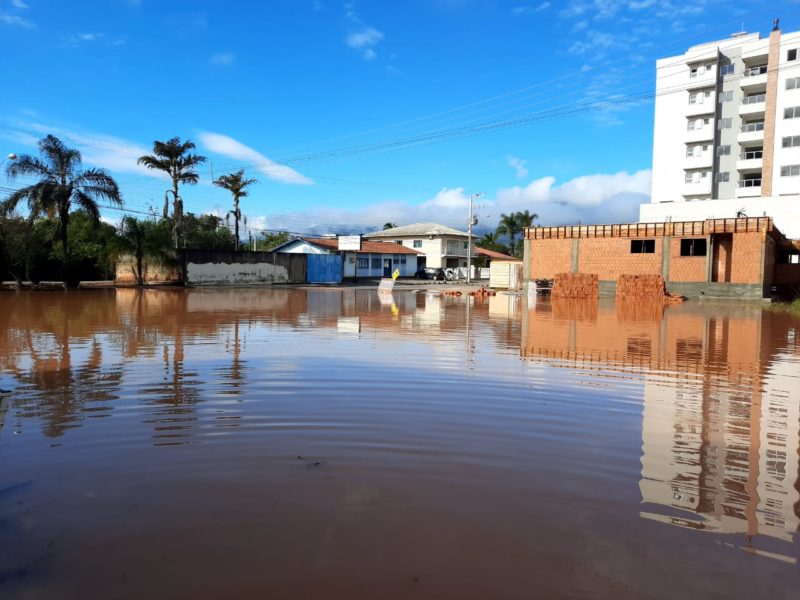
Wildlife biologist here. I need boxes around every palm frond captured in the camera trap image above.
[6,155,56,181]
[73,190,101,221]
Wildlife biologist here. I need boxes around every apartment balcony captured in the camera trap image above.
[736,177,762,198]
[740,65,768,89]
[682,178,712,197]
[737,121,765,143]
[736,149,763,171]
[739,93,766,117]
[684,153,713,169]
[685,127,714,143]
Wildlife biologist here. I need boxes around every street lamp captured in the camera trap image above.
[466,192,484,284]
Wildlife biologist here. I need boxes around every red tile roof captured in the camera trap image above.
[302,237,421,254]
[475,246,517,260]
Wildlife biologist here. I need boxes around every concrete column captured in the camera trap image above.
[661,236,670,281]
[571,239,579,273]
[761,26,781,196]
[522,238,531,282]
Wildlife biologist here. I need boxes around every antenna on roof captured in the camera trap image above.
[772,18,780,32]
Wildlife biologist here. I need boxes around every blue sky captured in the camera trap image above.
[1,0,797,234]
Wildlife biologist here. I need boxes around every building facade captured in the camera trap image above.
[643,23,800,238]
[523,217,800,299]
[363,223,476,269]
[274,236,420,278]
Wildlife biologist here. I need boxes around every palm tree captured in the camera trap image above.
[213,170,258,251]
[113,216,171,286]
[137,137,206,248]
[495,213,520,256]
[4,134,122,282]
[515,210,538,230]
[477,231,509,255]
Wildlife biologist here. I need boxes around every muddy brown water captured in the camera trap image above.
[1,289,798,599]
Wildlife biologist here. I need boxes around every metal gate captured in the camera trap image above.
[307,254,343,283]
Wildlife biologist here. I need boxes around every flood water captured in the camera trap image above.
[1,288,798,598]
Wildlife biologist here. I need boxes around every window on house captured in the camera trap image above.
[393,256,400,264]
[716,145,731,156]
[463,241,468,249]
[715,172,730,183]
[395,240,403,245]
[686,146,696,157]
[687,120,696,131]
[371,258,380,269]
[630,239,656,254]
[720,64,735,76]
[685,172,695,184]
[357,257,369,269]
[701,171,708,178]
[787,77,800,90]
[689,67,699,77]
[784,106,800,119]
[783,135,800,148]
[719,90,733,102]
[688,92,698,104]
[412,239,422,248]
[718,118,732,129]
[788,49,798,61]
[780,165,800,177]
[680,239,707,256]
[778,248,800,264]
[400,256,407,265]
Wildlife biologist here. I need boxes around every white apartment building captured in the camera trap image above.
[641,21,800,238]
[363,222,476,269]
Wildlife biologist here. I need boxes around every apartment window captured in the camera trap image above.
[787,77,800,90]
[783,135,800,148]
[680,239,707,257]
[357,257,369,269]
[784,106,800,119]
[688,92,698,104]
[685,172,694,183]
[720,64,735,76]
[630,239,656,254]
[715,172,730,183]
[371,258,380,269]
[703,118,710,125]
[412,239,422,248]
[716,145,731,156]
[780,165,800,177]
[463,241,469,249]
[395,240,403,245]
[687,119,696,131]
[717,118,732,129]
[689,66,699,78]
[789,49,798,61]
[719,90,733,102]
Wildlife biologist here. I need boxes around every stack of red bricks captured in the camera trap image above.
[551,273,599,299]
[615,274,665,302]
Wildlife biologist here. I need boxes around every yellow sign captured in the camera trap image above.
[392,269,400,280]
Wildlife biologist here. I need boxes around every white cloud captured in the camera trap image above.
[11,0,29,9]
[209,52,236,66]
[3,121,163,180]
[512,3,551,16]
[507,156,529,179]
[347,27,383,49]
[363,48,377,60]
[241,169,651,235]
[198,132,313,186]
[63,32,127,47]
[0,12,34,27]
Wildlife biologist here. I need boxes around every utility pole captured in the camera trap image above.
[466,192,484,284]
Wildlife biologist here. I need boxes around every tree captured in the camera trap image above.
[4,135,122,285]
[259,231,290,251]
[477,232,509,255]
[383,222,398,230]
[182,213,236,250]
[113,216,171,286]
[137,137,206,248]
[513,210,538,257]
[213,169,258,251]
[495,213,520,257]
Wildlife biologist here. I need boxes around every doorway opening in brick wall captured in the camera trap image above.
[711,234,733,282]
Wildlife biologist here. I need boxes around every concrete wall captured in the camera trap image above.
[181,250,306,286]
[114,254,182,286]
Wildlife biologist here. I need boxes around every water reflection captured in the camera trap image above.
[522,298,800,562]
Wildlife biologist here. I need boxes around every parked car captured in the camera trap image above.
[415,267,446,281]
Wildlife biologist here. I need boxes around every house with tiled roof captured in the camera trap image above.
[363,222,476,269]
[273,236,421,278]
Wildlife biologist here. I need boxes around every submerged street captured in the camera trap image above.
[0,289,798,598]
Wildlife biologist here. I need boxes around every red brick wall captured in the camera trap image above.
[668,237,707,282]
[578,238,662,280]
[730,232,764,284]
[763,236,776,286]
[530,239,572,279]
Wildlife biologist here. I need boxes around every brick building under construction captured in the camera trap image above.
[522,217,800,299]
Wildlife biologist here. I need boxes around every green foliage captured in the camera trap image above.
[112,216,172,285]
[182,213,236,250]
[213,169,258,251]
[259,231,290,251]
[3,135,123,285]
[495,210,538,257]
[477,232,510,255]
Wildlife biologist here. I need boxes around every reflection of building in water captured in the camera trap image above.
[522,301,800,557]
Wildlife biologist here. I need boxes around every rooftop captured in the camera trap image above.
[301,237,421,255]
[364,222,473,238]
[475,246,518,260]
